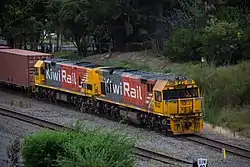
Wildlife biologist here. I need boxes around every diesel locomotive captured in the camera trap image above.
[33,58,204,135]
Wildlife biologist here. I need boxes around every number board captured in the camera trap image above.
[197,158,208,167]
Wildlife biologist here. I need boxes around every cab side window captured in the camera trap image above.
[35,68,39,75]
[155,91,162,102]
[41,67,45,75]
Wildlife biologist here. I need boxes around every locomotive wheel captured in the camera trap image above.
[80,101,88,113]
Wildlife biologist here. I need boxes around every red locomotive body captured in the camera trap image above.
[60,64,78,92]
[121,75,148,108]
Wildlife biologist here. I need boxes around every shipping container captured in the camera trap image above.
[0,49,53,88]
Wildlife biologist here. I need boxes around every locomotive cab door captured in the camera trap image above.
[34,60,45,85]
[152,80,167,115]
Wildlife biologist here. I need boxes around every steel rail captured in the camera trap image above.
[186,135,250,159]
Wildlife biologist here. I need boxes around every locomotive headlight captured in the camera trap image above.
[170,115,174,119]
[199,113,202,117]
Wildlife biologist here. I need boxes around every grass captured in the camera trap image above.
[218,106,250,136]
[101,59,152,71]
[54,51,82,60]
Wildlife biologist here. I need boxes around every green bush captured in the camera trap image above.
[198,19,243,65]
[163,28,201,62]
[22,129,135,167]
[22,130,70,167]
[215,6,244,23]
[163,18,246,65]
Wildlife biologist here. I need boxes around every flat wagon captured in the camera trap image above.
[0,49,53,91]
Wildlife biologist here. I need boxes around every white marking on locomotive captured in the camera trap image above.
[104,78,142,99]
[61,69,76,85]
[78,73,88,88]
[123,82,142,99]
[46,69,61,81]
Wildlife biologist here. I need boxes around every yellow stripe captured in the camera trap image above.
[35,84,91,97]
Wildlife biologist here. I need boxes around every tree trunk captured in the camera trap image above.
[56,31,59,52]
[24,37,27,50]
[59,30,62,51]
[74,35,86,57]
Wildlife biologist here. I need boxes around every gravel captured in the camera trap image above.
[0,114,42,167]
[0,90,250,167]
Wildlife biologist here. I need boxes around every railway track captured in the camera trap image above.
[0,106,193,167]
[185,135,250,159]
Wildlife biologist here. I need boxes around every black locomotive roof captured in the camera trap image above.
[100,66,189,81]
[123,70,188,81]
[44,58,189,81]
[44,58,79,65]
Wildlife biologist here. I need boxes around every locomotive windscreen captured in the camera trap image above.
[163,87,198,100]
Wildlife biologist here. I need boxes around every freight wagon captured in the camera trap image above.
[0,49,53,92]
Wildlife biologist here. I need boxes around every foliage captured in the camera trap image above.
[215,6,245,23]
[163,28,201,62]
[22,129,135,167]
[164,18,246,65]
[199,19,244,65]
[218,106,250,137]
[166,0,206,29]
[1,0,50,49]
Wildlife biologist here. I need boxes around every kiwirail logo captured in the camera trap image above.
[104,78,142,99]
[45,69,77,85]
[46,69,61,81]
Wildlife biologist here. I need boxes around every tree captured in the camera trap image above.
[1,0,50,49]
[58,0,90,56]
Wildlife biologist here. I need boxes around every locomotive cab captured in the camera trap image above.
[34,60,45,85]
[152,79,203,135]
